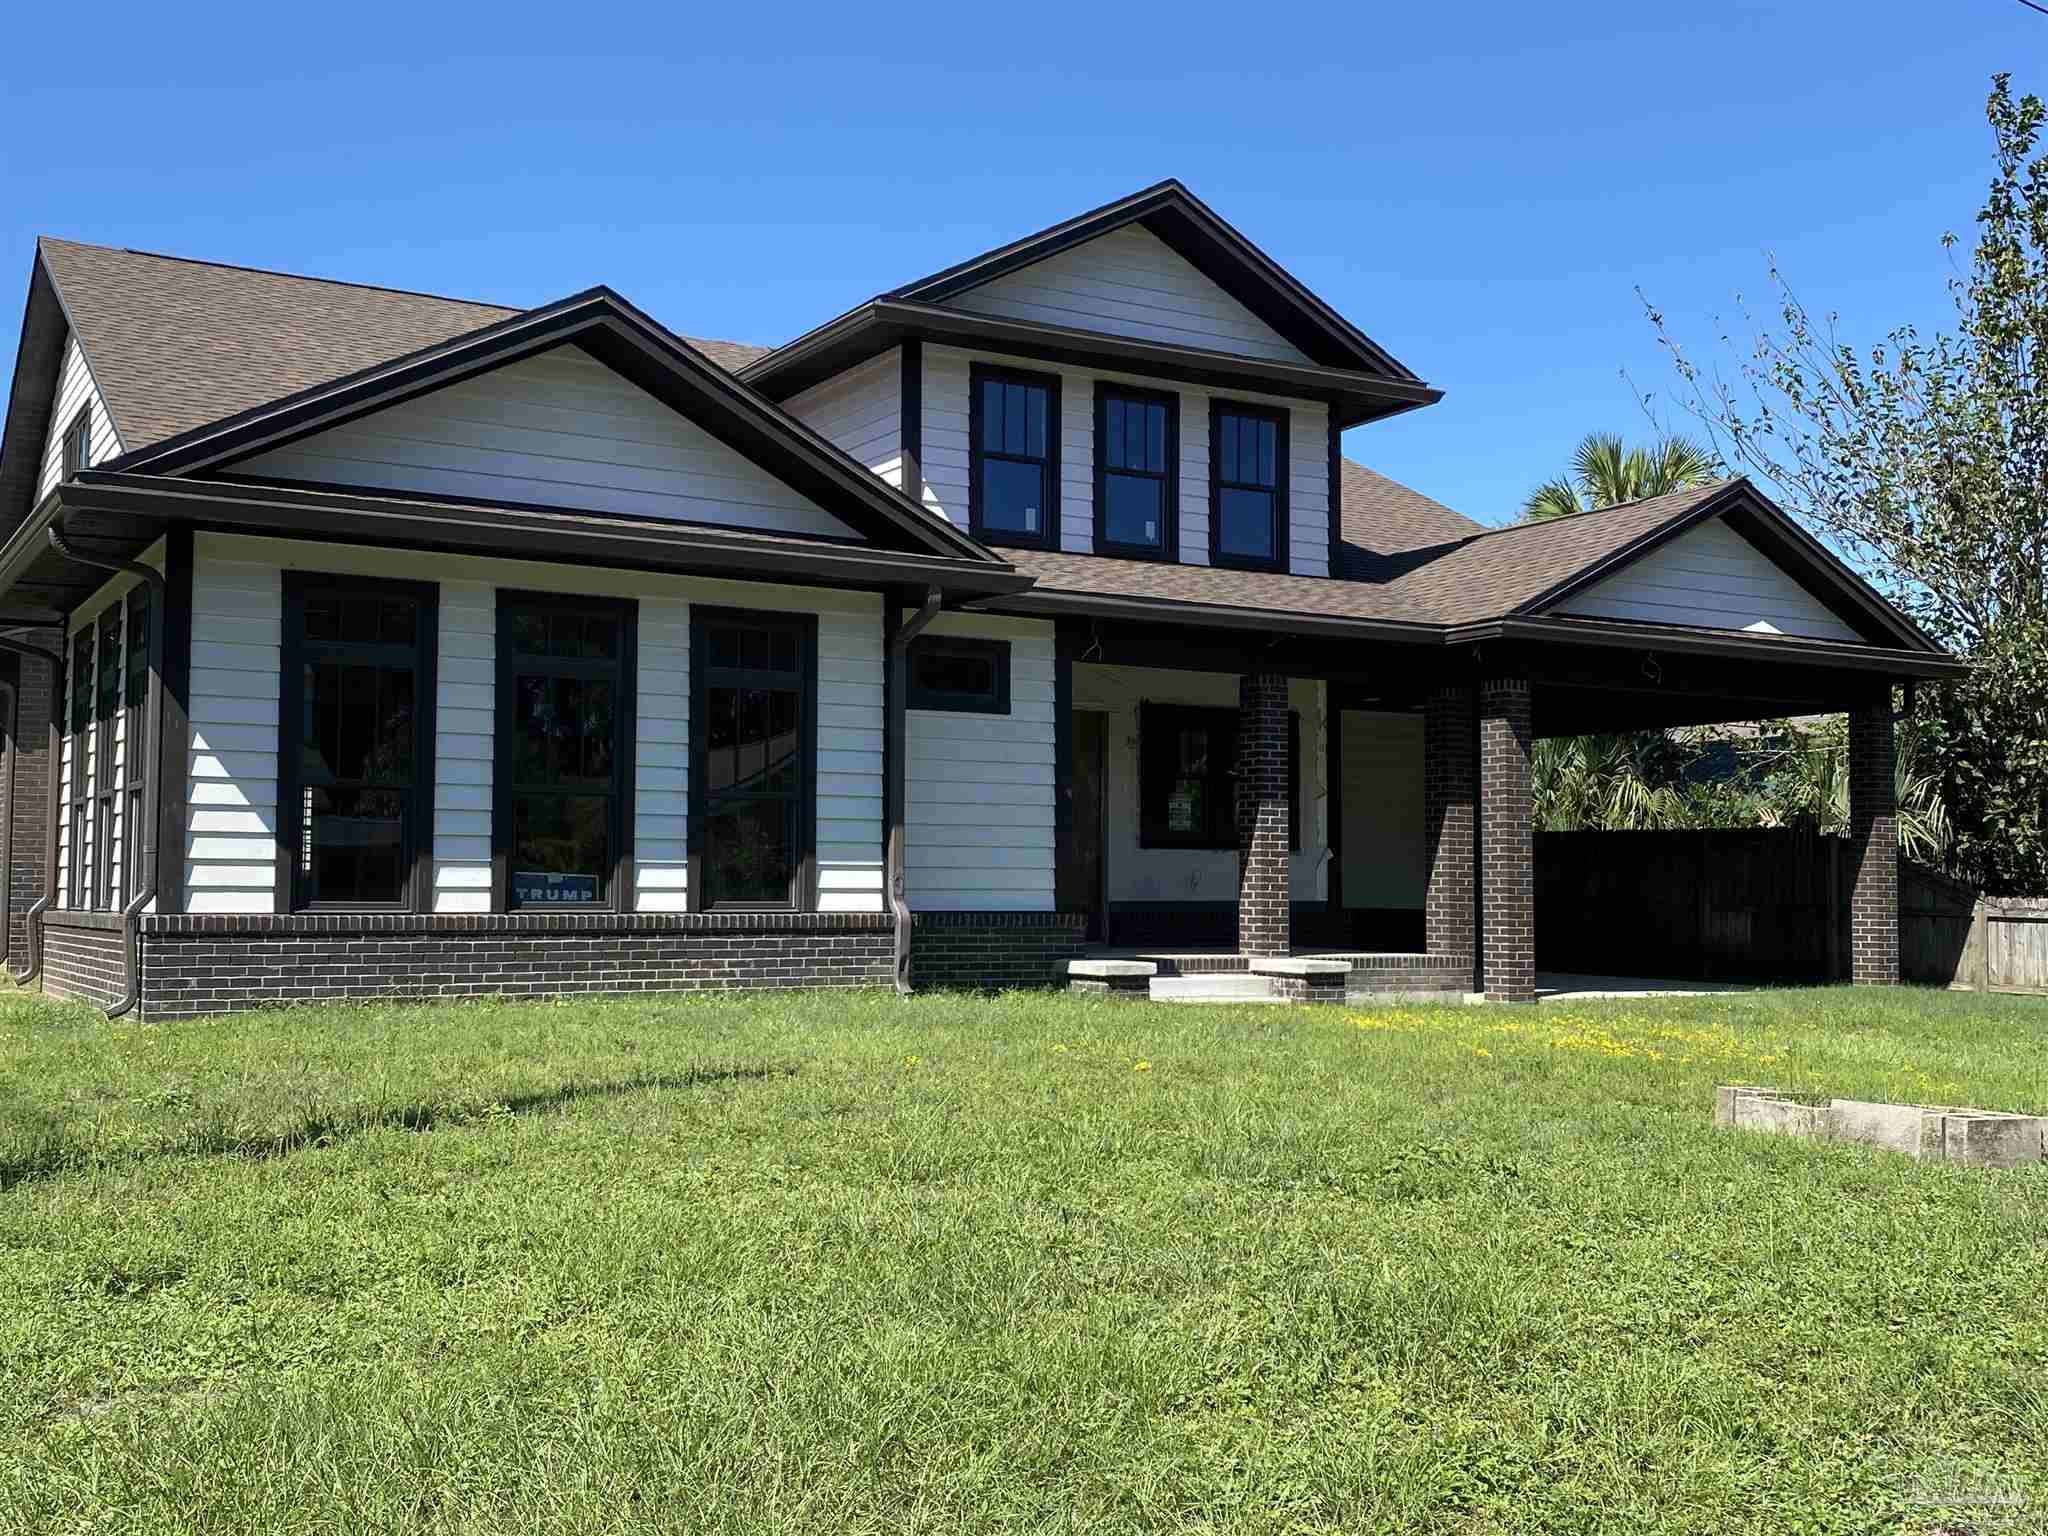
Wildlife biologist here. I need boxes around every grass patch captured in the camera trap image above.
[1,985,2045,1532]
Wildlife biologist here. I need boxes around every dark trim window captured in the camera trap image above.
[278,574,437,912]
[969,363,1060,549]
[1138,702,1300,852]
[1094,384,1178,559]
[495,593,637,911]
[689,608,818,911]
[64,627,92,908]
[906,636,1011,715]
[123,585,150,903]
[92,607,121,908]
[1209,401,1289,571]
[60,407,91,480]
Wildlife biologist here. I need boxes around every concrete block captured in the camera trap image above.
[1714,1085,1780,1130]
[1066,958,1155,999]
[1942,1113,2047,1169]
[1826,1099,1954,1161]
[1742,1096,1827,1138]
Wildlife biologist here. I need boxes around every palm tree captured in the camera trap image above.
[1522,432,1719,521]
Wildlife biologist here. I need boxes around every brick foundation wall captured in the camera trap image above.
[1423,685,1476,980]
[910,911,1088,990]
[1479,678,1535,1004]
[1346,954,1476,998]
[43,913,126,1011]
[1848,702,1900,985]
[7,652,52,970]
[134,912,896,1021]
[1236,672,1292,958]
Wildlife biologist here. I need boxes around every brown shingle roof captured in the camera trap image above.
[28,236,1755,635]
[1337,460,1484,574]
[35,238,772,452]
[1008,481,1740,629]
[1377,481,1736,623]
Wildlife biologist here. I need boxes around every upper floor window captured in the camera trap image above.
[970,364,1059,549]
[61,408,91,480]
[1094,385,1178,559]
[1210,402,1288,571]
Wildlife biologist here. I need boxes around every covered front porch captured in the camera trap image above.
[1044,615,1927,1003]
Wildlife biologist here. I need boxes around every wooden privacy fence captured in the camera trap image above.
[1535,829,2019,988]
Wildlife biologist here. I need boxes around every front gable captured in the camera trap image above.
[941,224,1314,364]
[233,343,862,541]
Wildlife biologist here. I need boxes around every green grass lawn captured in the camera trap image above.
[2,985,2046,1534]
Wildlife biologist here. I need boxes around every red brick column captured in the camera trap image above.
[1848,701,1899,985]
[1236,672,1292,958]
[1479,678,1535,1003]
[1424,685,1476,980]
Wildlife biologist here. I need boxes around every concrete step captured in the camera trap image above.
[1147,973,1283,1004]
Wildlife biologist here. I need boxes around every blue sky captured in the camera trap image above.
[1,1,2038,525]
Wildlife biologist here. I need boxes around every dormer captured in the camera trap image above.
[753,182,1440,577]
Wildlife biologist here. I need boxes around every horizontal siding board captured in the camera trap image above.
[1557,517,1864,641]
[944,225,1313,363]
[237,345,859,540]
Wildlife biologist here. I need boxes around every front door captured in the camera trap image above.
[1070,710,1108,940]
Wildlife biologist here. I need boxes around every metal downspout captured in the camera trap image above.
[887,585,943,995]
[47,528,166,1018]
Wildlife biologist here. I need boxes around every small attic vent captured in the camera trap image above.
[1743,620,1784,636]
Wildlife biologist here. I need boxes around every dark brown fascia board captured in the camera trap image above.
[980,585,1443,645]
[742,300,1441,428]
[0,474,1032,608]
[880,179,1421,383]
[1516,479,1937,654]
[99,287,1002,569]
[1455,614,1969,680]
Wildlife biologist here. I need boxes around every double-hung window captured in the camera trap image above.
[64,629,92,908]
[690,609,816,910]
[1095,384,1177,559]
[1210,402,1289,570]
[123,585,150,901]
[1138,702,1300,851]
[969,364,1059,549]
[496,595,636,910]
[278,575,436,911]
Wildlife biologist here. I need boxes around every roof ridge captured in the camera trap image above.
[37,235,520,315]
[1464,476,1739,538]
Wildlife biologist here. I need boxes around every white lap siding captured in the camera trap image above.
[1554,516,1864,642]
[183,533,885,916]
[1073,664,1327,906]
[904,613,1056,911]
[783,348,903,489]
[37,334,122,502]
[944,224,1314,365]
[233,345,861,541]
[919,344,1329,574]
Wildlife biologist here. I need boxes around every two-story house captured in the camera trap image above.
[0,182,1961,1018]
